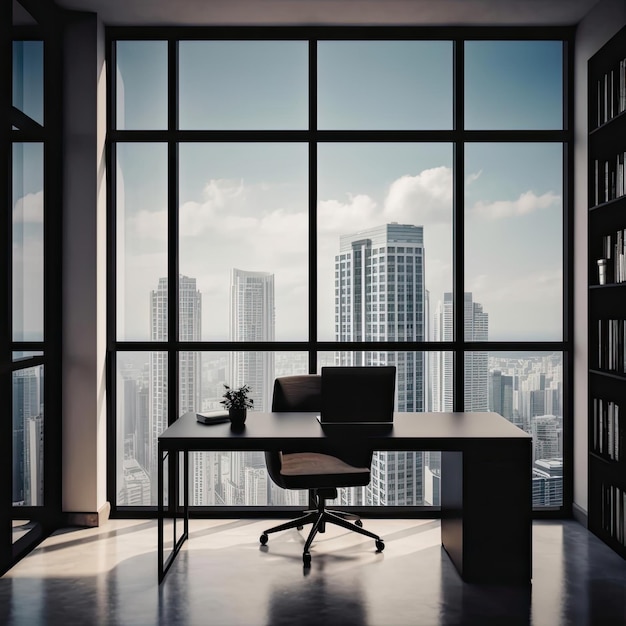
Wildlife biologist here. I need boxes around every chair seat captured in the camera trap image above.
[281,452,369,475]
[279,452,370,489]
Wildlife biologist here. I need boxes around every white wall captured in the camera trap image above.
[573,0,626,519]
[62,11,108,518]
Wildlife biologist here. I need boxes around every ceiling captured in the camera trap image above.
[51,0,601,27]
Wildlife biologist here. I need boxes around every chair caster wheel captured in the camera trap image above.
[303,552,311,566]
[260,533,268,546]
[375,540,385,552]
[355,519,363,528]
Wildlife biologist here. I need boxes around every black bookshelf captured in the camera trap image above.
[588,25,626,559]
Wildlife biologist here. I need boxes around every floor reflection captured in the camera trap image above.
[0,519,625,625]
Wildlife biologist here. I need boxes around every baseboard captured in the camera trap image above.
[65,501,111,528]
[572,502,588,528]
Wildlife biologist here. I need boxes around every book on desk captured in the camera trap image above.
[196,411,230,425]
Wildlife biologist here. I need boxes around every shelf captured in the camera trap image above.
[589,369,626,381]
[589,109,626,135]
[589,450,624,466]
[588,25,626,562]
[589,195,626,213]
[589,283,626,290]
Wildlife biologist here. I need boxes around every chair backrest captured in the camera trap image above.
[266,375,322,487]
[271,375,322,412]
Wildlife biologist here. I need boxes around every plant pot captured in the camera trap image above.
[229,408,247,427]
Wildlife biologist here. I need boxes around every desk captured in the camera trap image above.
[158,411,532,584]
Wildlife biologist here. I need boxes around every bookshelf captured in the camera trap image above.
[588,25,626,559]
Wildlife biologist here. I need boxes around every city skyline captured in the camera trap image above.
[113,216,563,508]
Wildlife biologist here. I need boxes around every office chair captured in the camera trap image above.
[260,374,384,566]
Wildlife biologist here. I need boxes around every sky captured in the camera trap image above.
[12,42,44,341]
[12,38,564,343]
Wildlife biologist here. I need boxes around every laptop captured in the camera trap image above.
[319,366,396,425]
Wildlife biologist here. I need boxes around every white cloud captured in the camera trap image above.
[383,166,452,225]
[467,273,489,293]
[13,191,43,223]
[318,194,379,234]
[132,208,168,241]
[466,170,482,185]
[471,268,562,340]
[484,268,562,303]
[472,190,560,220]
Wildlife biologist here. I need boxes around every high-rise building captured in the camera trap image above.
[431,292,489,412]
[225,268,276,505]
[12,367,42,506]
[490,369,514,420]
[334,223,426,505]
[532,458,563,507]
[229,268,275,411]
[532,414,562,463]
[148,275,202,503]
[429,293,488,504]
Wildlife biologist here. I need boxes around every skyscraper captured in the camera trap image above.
[431,292,489,411]
[490,369,514,420]
[229,268,275,411]
[429,292,489,504]
[334,223,426,505]
[532,458,563,507]
[148,275,201,503]
[225,268,276,505]
[12,367,42,506]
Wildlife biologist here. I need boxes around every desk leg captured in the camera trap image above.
[184,451,189,538]
[441,441,532,584]
[158,447,189,583]
[158,445,165,582]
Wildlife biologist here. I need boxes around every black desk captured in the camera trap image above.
[158,411,532,584]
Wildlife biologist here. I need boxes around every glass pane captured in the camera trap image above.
[116,351,312,507]
[318,352,447,507]
[178,143,308,341]
[13,143,43,341]
[188,352,307,507]
[13,41,44,125]
[179,41,308,130]
[318,143,452,342]
[116,41,167,130]
[12,351,43,361]
[318,41,453,130]
[473,351,563,508]
[465,41,563,130]
[13,365,44,506]
[116,352,167,506]
[116,143,168,341]
[465,143,563,341]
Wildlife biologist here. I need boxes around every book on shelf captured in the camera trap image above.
[593,397,622,461]
[601,482,626,547]
[596,59,626,127]
[597,319,626,372]
[600,230,626,283]
[592,154,626,206]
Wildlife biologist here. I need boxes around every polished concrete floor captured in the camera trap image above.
[1,518,626,625]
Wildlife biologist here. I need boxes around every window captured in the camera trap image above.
[3,0,63,574]
[108,29,572,514]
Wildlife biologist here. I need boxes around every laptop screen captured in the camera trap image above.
[320,366,396,424]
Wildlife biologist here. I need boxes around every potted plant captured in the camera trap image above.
[220,384,253,427]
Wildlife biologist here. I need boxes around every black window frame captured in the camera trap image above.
[106,25,575,520]
[1,0,64,576]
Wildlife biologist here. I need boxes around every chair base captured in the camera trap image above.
[260,496,384,566]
